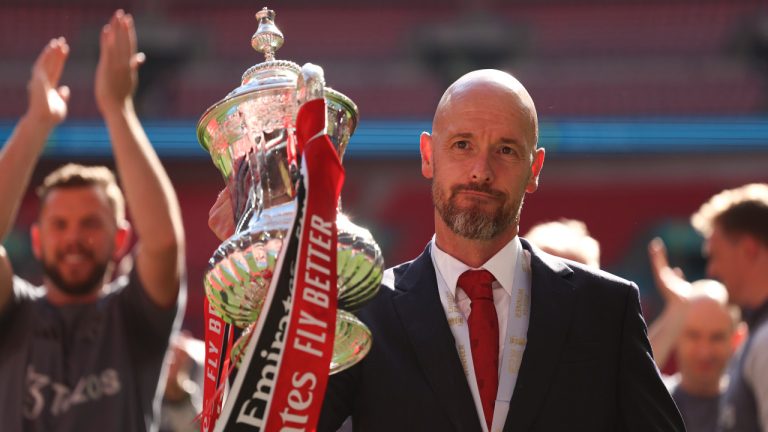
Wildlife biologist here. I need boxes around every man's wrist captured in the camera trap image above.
[17,113,58,144]
[98,98,136,123]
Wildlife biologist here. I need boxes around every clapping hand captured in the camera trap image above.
[95,10,145,114]
[26,37,70,128]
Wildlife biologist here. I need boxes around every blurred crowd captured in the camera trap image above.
[524,188,768,432]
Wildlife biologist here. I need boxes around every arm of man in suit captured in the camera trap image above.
[618,283,685,431]
[318,363,359,432]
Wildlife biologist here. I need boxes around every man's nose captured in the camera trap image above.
[691,341,710,360]
[62,226,86,245]
[697,341,714,356]
[469,151,493,183]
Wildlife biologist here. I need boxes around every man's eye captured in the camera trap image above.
[82,218,103,229]
[454,140,469,149]
[501,146,513,155]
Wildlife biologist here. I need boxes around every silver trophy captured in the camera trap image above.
[197,8,382,373]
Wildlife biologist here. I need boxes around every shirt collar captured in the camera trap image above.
[744,298,768,329]
[431,235,520,299]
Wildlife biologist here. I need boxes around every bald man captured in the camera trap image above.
[525,219,601,268]
[317,70,683,431]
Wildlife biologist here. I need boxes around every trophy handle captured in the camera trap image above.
[298,63,326,106]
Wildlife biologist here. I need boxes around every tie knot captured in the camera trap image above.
[458,269,495,301]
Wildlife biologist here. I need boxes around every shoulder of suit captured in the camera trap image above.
[573,260,634,287]
[381,267,396,292]
[530,245,636,290]
[380,258,417,293]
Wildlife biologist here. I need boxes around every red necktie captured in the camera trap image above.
[458,269,499,431]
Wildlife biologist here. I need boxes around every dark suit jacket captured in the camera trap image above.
[319,240,685,431]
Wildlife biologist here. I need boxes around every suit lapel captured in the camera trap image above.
[392,247,481,432]
[505,242,577,431]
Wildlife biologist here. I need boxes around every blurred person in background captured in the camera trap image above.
[647,238,745,432]
[524,219,741,432]
[160,332,204,432]
[689,183,768,432]
[0,10,185,432]
[523,218,600,268]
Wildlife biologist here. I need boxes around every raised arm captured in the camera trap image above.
[95,10,184,308]
[0,38,70,311]
[646,237,692,368]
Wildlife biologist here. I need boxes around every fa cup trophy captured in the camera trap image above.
[196,8,383,431]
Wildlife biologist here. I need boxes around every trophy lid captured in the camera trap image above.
[197,8,358,174]
[198,8,300,151]
[237,8,300,95]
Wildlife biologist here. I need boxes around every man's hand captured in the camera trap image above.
[95,10,145,115]
[648,237,692,305]
[646,237,695,368]
[26,37,70,128]
[209,188,235,241]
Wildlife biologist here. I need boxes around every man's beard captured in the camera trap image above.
[433,181,524,240]
[41,246,110,297]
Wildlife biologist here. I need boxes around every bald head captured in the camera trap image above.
[434,70,538,149]
[674,278,739,396]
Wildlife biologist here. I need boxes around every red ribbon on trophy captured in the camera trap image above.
[210,98,343,432]
[265,98,342,430]
[201,298,233,432]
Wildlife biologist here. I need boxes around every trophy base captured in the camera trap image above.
[230,309,372,375]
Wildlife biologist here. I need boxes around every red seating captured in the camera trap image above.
[0,2,765,117]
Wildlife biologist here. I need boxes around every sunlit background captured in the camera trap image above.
[2,0,768,336]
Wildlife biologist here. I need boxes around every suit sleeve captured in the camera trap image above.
[618,283,686,431]
[318,360,359,432]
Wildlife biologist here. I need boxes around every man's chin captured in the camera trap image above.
[43,263,108,298]
[449,204,497,222]
[54,280,103,297]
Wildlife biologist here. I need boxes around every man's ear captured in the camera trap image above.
[526,147,546,193]
[113,221,132,261]
[740,235,761,262]
[31,224,42,260]
[420,132,433,179]
[732,321,749,352]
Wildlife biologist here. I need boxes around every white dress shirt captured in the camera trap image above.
[430,236,531,432]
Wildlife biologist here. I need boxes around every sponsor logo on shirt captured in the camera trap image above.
[23,365,122,419]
